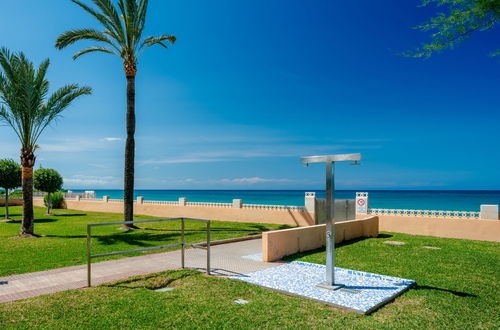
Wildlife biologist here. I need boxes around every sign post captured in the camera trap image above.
[356,192,368,214]
[300,153,361,290]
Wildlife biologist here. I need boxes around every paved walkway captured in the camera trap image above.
[0,239,282,303]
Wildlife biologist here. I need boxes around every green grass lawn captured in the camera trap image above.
[0,233,500,329]
[0,206,288,277]
[0,232,498,328]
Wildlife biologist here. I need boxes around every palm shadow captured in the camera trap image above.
[141,223,291,234]
[103,270,197,290]
[412,284,477,298]
[54,213,87,217]
[95,231,187,248]
[3,218,58,224]
[0,213,22,217]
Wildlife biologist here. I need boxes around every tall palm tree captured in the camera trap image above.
[55,0,176,229]
[0,48,91,237]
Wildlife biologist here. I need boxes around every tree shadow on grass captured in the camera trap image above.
[412,284,477,298]
[46,231,183,248]
[141,223,291,233]
[3,218,58,224]
[95,231,183,248]
[53,213,87,217]
[0,213,22,217]
[102,270,197,290]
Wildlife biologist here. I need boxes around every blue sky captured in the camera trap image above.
[1,0,499,190]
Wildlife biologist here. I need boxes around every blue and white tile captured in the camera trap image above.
[232,261,415,314]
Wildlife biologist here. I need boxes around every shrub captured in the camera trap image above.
[34,168,64,214]
[44,191,64,209]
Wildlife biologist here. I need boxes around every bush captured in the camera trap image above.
[44,191,64,209]
[34,169,63,193]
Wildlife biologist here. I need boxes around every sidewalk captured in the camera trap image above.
[0,239,281,303]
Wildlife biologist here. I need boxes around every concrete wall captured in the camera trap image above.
[377,215,500,242]
[33,198,315,226]
[262,216,379,262]
[0,198,23,207]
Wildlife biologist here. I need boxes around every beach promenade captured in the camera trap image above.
[0,239,277,303]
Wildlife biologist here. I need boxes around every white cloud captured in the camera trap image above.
[139,143,384,166]
[102,137,123,142]
[63,175,121,187]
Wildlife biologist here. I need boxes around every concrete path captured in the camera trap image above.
[0,239,281,303]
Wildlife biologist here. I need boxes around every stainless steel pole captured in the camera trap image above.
[325,161,334,286]
[181,218,185,269]
[87,225,92,287]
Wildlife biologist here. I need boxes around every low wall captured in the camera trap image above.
[33,198,315,226]
[377,215,500,242]
[262,216,379,262]
[0,198,23,207]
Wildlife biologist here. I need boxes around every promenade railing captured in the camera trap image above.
[86,217,211,287]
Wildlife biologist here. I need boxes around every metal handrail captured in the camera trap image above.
[86,217,211,287]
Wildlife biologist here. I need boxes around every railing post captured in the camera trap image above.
[207,221,211,275]
[87,225,92,287]
[181,218,185,269]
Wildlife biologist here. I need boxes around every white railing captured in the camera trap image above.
[61,197,305,211]
[186,202,232,208]
[143,200,178,205]
[368,208,480,219]
[82,198,102,202]
[242,204,306,211]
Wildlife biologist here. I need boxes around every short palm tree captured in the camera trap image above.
[55,0,176,229]
[0,48,91,237]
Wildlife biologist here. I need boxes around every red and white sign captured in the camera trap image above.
[356,195,368,214]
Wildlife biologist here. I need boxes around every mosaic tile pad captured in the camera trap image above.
[233,261,415,314]
[240,253,263,262]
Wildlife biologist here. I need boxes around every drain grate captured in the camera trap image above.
[154,287,175,292]
[422,246,441,250]
[384,241,406,245]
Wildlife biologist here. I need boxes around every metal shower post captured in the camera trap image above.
[300,153,361,290]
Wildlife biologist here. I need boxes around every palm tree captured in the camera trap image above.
[55,0,176,229]
[0,48,91,237]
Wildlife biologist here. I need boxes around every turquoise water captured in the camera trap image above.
[69,190,500,212]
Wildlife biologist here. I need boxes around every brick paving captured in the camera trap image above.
[0,239,282,303]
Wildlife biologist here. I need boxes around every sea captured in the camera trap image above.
[68,190,500,212]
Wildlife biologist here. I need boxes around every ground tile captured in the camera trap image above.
[233,261,415,314]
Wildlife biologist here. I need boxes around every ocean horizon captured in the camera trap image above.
[67,189,500,212]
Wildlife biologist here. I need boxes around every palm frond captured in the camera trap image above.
[32,85,92,142]
[55,29,118,51]
[139,35,176,53]
[57,0,176,72]
[0,49,92,149]
[70,0,124,43]
[91,0,125,43]
[73,46,117,60]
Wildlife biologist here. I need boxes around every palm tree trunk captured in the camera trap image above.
[122,73,139,230]
[21,165,35,236]
[4,188,9,220]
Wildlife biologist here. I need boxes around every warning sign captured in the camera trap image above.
[356,194,368,214]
